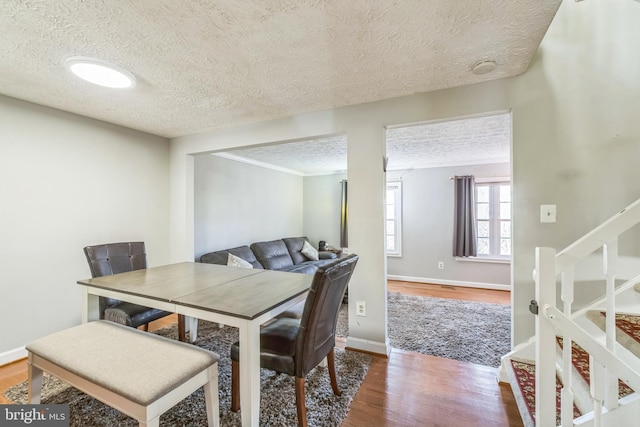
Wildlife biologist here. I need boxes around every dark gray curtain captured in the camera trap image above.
[453,175,477,257]
[340,180,348,248]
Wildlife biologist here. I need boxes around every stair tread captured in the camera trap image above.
[509,358,581,427]
[556,336,634,399]
[586,310,640,359]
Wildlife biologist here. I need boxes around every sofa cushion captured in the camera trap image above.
[282,237,311,265]
[200,245,263,269]
[250,239,294,270]
[276,262,319,275]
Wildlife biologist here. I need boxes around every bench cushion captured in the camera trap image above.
[26,320,219,406]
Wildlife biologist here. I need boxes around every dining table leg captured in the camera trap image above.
[83,288,100,323]
[238,320,261,427]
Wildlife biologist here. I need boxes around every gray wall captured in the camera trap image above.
[193,154,304,259]
[302,166,511,289]
[508,0,640,340]
[0,96,170,361]
[302,173,347,250]
[386,163,510,287]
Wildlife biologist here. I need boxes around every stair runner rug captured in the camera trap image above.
[586,310,640,358]
[556,337,634,399]
[509,358,581,426]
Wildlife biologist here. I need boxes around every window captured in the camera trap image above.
[386,181,402,257]
[476,181,511,259]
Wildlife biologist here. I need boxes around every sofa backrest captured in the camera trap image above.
[250,239,294,270]
[283,237,309,265]
[199,245,263,269]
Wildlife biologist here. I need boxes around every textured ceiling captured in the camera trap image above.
[0,0,561,139]
[217,112,511,175]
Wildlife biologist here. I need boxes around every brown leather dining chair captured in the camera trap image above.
[83,242,187,341]
[230,254,359,427]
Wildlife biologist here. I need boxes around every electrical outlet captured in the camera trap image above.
[356,301,366,316]
[438,261,444,270]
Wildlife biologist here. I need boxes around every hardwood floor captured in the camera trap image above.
[0,281,523,426]
[387,280,511,305]
[341,280,521,427]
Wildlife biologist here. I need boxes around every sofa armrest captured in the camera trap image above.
[318,251,338,260]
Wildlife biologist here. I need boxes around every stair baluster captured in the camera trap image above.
[603,240,619,411]
[561,267,575,427]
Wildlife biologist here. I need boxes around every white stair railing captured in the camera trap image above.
[535,198,640,426]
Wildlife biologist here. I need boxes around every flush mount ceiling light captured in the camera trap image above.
[65,56,136,89]
[472,60,497,75]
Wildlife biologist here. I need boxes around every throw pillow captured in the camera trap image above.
[227,253,253,268]
[301,240,319,261]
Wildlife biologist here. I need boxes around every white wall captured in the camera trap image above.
[0,96,170,362]
[387,163,510,288]
[193,154,303,259]
[170,0,640,350]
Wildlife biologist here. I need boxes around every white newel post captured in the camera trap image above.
[535,247,557,427]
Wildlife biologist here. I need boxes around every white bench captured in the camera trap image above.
[26,320,220,427]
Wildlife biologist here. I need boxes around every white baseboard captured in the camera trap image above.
[345,336,392,356]
[387,275,510,291]
[0,346,26,366]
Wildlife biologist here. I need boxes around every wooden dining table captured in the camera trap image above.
[77,261,312,427]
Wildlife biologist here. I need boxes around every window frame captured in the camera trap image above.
[386,180,403,257]
[474,177,511,261]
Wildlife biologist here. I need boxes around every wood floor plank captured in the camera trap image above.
[0,282,522,426]
[388,280,511,305]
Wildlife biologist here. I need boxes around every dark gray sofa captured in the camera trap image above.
[199,237,337,274]
[199,237,341,319]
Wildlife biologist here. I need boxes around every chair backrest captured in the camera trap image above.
[83,242,147,278]
[83,242,147,319]
[295,253,358,377]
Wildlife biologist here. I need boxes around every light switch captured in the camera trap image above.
[540,205,557,223]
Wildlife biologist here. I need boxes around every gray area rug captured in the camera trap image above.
[337,292,510,367]
[4,321,371,426]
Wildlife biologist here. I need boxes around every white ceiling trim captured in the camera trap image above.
[212,152,305,176]
[212,111,512,176]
